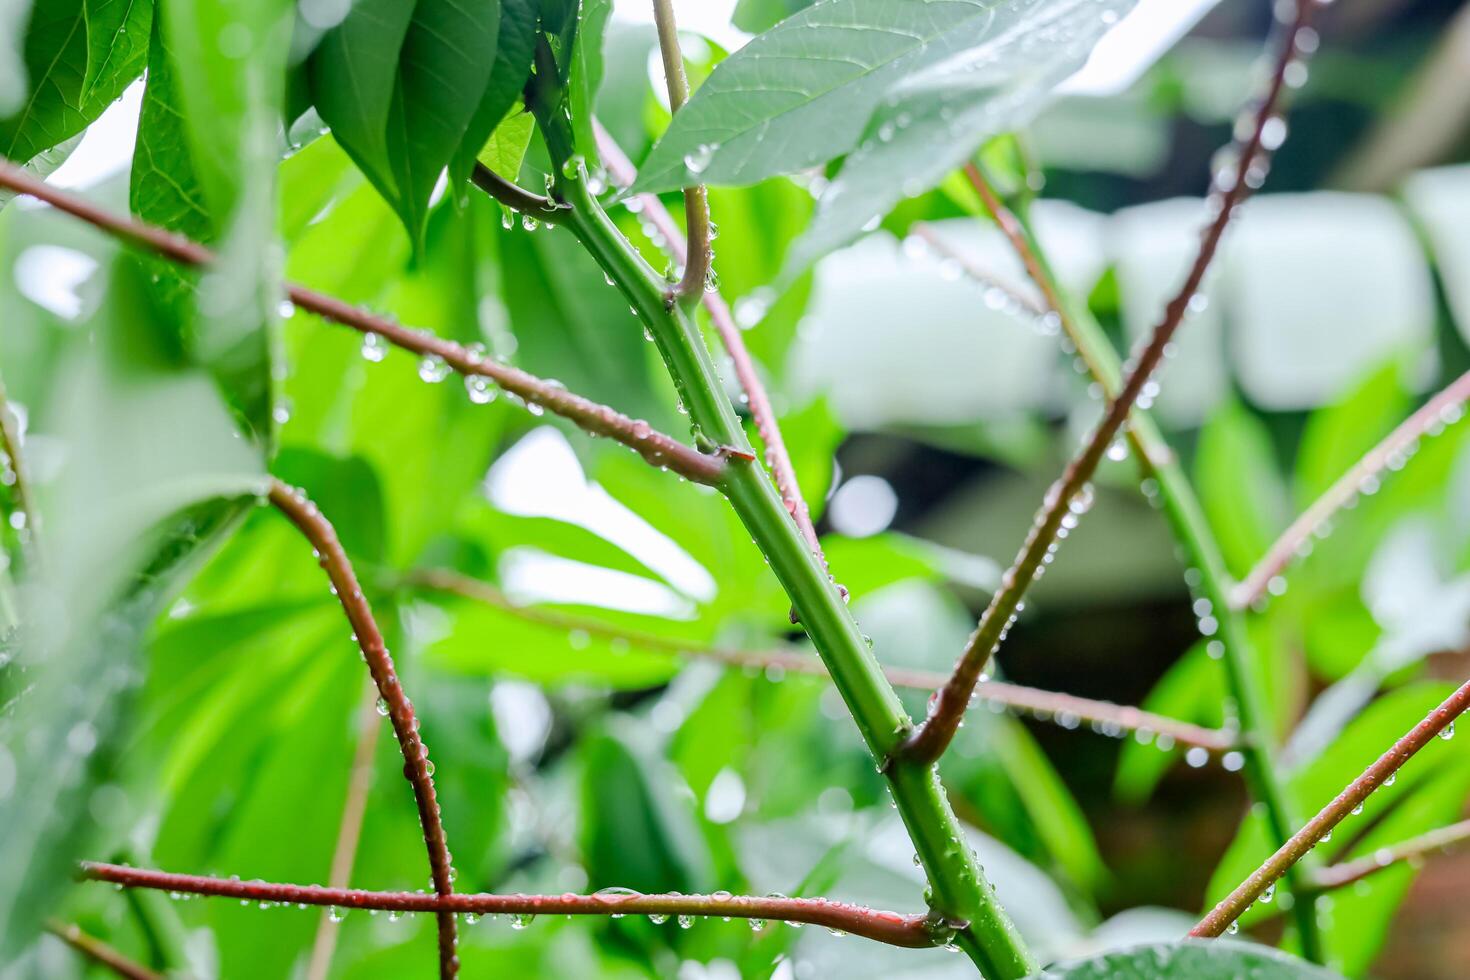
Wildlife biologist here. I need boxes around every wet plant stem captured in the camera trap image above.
[650,0,710,307]
[524,46,1034,977]
[948,167,1321,959]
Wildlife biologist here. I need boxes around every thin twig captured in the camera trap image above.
[908,223,1045,317]
[594,122,839,599]
[0,159,728,488]
[78,862,939,949]
[267,481,459,979]
[470,162,569,220]
[900,0,1322,766]
[1310,818,1470,891]
[407,567,1235,752]
[650,0,711,307]
[1192,675,1470,938]
[1232,367,1470,609]
[941,152,1323,954]
[45,921,163,980]
[305,681,382,980]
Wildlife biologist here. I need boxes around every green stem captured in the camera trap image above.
[528,54,1034,977]
[1006,196,1322,962]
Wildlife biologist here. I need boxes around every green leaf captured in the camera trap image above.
[0,255,264,955]
[135,0,291,448]
[281,196,505,565]
[1295,358,1411,509]
[384,0,500,248]
[452,0,539,185]
[0,0,150,167]
[411,673,510,890]
[131,24,210,241]
[1195,399,1290,580]
[307,0,416,209]
[636,0,1128,195]
[79,0,151,107]
[566,0,611,170]
[499,221,669,425]
[156,0,292,218]
[579,721,715,893]
[784,0,1136,275]
[419,594,685,688]
[1114,641,1224,804]
[731,0,814,34]
[1034,939,1344,979]
[477,109,536,180]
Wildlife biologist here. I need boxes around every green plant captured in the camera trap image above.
[3,0,1470,977]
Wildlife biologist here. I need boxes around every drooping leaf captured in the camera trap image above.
[453,0,540,186]
[79,0,151,107]
[155,0,292,218]
[131,21,210,241]
[1033,939,1344,979]
[0,0,151,167]
[307,0,417,208]
[132,6,285,447]
[784,0,1136,275]
[384,0,500,248]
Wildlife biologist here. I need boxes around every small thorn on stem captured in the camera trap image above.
[714,445,756,462]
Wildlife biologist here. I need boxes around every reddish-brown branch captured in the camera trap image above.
[407,567,1234,751]
[595,123,834,582]
[899,0,1320,765]
[45,921,162,980]
[306,682,382,980]
[1192,676,1470,938]
[1232,367,1470,609]
[0,159,726,487]
[78,862,938,949]
[1309,818,1470,892]
[908,223,1044,317]
[267,481,459,978]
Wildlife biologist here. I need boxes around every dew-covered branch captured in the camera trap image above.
[1192,675,1470,939]
[1309,818,1470,892]
[1232,367,1470,610]
[45,921,161,980]
[594,123,838,597]
[267,481,459,978]
[306,683,382,980]
[78,862,941,949]
[898,0,1326,766]
[0,159,728,488]
[469,162,570,221]
[408,567,1235,753]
